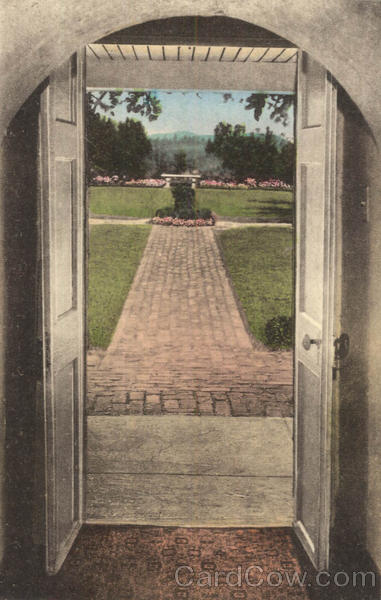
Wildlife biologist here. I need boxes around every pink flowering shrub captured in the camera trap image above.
[258,179,292,190]
[151,216,215,227]
[91,175,165,187]
[199,178,292,190]
[123,178,166,188]
[91,174,292,190]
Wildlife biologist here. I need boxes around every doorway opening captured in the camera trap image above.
[85,38,296,533]
[36,15,337,585]
[86,85,295,418]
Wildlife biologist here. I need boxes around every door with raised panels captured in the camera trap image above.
[294,50,337,570]
[39,50,86,575]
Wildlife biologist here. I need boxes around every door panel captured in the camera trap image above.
[294,51,337,570]
[40,51,85,575]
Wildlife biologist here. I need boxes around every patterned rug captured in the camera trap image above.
[36,526,312,600]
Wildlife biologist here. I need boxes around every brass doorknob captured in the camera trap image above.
[303,334,321,351]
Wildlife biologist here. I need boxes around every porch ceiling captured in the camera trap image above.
[87,44,297,64]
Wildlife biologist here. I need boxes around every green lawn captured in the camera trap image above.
[89,186,293,222]
[88,224,151,348]
[218,227,293,348]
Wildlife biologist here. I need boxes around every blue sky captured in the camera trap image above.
[96,90,294,140]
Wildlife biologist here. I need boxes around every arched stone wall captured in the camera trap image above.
[1,1,381,143]
[2,1,381,587]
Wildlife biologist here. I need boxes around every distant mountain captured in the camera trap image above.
[149,130,291,149]
[149,131,212,141]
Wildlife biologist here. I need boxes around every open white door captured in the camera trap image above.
[294,51,337,570]
[39,51,86,575]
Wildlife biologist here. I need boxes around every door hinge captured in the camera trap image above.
[332,333,350,380]
[35,336,52,380]
[35,337,44,381]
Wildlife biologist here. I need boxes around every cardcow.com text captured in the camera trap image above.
[174,565,376,590]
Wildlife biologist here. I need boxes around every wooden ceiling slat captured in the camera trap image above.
[117,45,137,60]
[272,48,286,62]
[206,46,225,61]
[192,46,210,61]
[87,43,297,63]
[246,47,270,62]
[133,45,150,60]
[237,47,254,62]
[148,45,164,60]
[88,44,109,59]
[278,48,298,63]
[117,45,126,60]
[220,46,240,61]
[260,47,286,62]
[162,45,178,60]
[102,45,115,60]
[103,44,123,59]
[178,46,194,61]
[87,45,101,59]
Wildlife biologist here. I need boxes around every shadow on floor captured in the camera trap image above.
[3,526,312,600]
[3,525,378,599]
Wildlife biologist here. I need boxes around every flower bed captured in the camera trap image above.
[90,175,292,191]
[258,178,293,190]
[200,178,292,190]
[123,178,166,188]
[151,216,215,227]
[152,184,215,226]
[91,175,166,187]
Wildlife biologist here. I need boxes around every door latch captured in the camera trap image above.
[333,333,350,379]
[302,334,321,351]
[334,333,350,361]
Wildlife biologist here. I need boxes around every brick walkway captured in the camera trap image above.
[87,226,293,417]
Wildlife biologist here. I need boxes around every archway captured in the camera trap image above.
[37,16,338,577]
[0,7,380,596]
[1,4,380,142]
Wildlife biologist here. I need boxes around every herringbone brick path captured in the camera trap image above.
[87,226,293,416]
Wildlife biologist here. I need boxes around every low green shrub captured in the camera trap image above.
[171,184,196,214]
[197,208,212,220]
[155,206,173,217]
[155,186,214,222]
[177,207,197,220]
[265,315,293,349]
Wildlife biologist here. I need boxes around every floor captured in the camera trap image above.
[37,525,312,600]
[87,226,293,417]
[86,415,293,525]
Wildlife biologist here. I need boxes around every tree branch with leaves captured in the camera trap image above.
[87,90,162,121]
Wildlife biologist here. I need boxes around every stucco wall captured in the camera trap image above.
[1,1,381,144]
[0,90,42,584]
[1,0,381,587]
[86,58,296,91]
[366,136,381,575]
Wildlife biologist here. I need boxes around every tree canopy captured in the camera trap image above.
[206,123,294,182]
[221,92,294,127]
[86,90,294,180]
[173,150,187,173]
[87,112,152,178]
[88,90,293,128]
[87,90,162,121]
